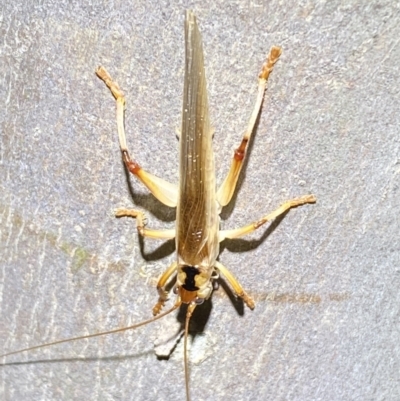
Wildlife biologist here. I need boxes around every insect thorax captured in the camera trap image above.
[177,264,215,304]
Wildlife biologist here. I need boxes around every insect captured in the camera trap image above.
[1,10,316,401]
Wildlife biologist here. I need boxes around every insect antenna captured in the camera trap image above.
[183,303,197,401]
[0,303,180,361]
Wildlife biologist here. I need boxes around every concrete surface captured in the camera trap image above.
[1,1,399,401]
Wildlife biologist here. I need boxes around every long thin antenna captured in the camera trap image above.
[0,303,180,361]
[184,303,197,401]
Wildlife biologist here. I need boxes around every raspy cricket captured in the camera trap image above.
[0,10,316,401]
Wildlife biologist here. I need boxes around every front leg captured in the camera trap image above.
[152,261,178,315]
[215,261,255,309]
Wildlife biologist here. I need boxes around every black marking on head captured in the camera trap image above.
[182,266,200,291]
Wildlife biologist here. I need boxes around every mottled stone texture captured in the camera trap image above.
[1,2,399,401]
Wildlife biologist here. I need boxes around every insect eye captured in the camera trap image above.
[211,271,219,280]
[194,297,204,305]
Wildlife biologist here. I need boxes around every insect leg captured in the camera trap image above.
[152,261,179,315]
[217,46,282,206]
[115,208,175,240]
[219,194,316,241]
[215,261,255,309]
[96,66,178,207]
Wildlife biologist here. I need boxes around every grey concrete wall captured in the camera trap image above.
[1,1,399,400]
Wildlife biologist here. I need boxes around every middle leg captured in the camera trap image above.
[115,208,175,240]
[219,194,316,241]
